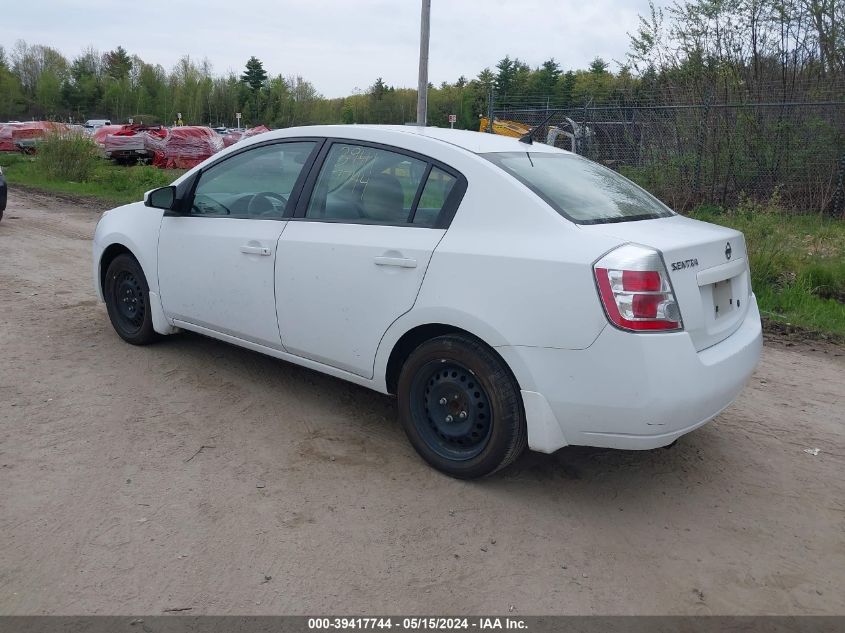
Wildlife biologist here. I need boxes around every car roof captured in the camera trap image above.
[262,124,567,155]
[171,124,571,189]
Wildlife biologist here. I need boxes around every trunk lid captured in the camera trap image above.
[580,215,750,351]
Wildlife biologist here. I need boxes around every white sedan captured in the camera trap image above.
[92,125,762,478]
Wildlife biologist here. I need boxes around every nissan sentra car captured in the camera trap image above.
[92,125,762,478]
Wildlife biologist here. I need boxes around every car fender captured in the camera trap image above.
[93,203,173,335]
[94,202,163,290]
[372,305,513,393]
[373,306,581,454]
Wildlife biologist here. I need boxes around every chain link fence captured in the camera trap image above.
[491,85,845,217]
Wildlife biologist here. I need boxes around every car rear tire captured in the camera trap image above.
[397,334,527,479]
[104,254,159,345]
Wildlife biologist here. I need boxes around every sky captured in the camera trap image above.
[0,0,657,97]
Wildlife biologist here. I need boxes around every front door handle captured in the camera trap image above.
[240,245,271,256]
[374,256,417,269]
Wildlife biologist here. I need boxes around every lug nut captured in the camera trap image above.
[459,411,467,419]
[439,397,447,405]
[445,415,453,423]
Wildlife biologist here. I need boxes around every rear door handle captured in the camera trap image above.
[240,245,271,256]
[374,256,417,269]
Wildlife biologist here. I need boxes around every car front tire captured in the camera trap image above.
[103,253,159,345]
[397,334,527,479]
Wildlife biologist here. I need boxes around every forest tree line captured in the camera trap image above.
[0,0,843,130]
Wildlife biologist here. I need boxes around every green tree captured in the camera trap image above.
[104,46,132,80]
[369,77,387,100]
[557,70,577,105]
[530,58,562,95]
[64,47,103,119]
[495,56,516,95]
[476,67,495,92]
[241,56,268,92]
[0,46,26,119]
[11,41,68,96]
[589,57,609,74]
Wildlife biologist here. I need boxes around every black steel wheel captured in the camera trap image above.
[410,360,494,461]
[104,253,158,345]
[398,334,527,479]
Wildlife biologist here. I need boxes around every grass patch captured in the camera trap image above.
[0,152,184,205]
[690,206,845,338]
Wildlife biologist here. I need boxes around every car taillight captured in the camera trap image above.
[593,244,683,332]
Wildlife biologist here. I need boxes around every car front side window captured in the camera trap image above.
[191,141,317,219]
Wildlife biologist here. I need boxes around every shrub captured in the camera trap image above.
[37,131,100,182]
[91,164,178,196]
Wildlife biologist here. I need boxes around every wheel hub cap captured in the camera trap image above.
[113,271,145,330]
[413,361,493,460]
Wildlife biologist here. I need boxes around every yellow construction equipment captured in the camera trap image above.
[479,117,531,138]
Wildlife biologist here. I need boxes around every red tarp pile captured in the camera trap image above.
[0,121,67,152]
[221,130,242,147]
[91,124,125,149]
[146,126,224,169]
[0,124,16,152]
[221,125,271,148]
[103,125,166,159]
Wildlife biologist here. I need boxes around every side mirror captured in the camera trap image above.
[144,186,176,210]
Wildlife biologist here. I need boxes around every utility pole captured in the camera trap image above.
[487,86,494,133]
[416,0,431,126]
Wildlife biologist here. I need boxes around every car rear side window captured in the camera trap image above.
[412,167,457,226]
[306,143,428,224]
[482,152,674,224]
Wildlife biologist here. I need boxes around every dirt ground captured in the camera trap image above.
[0,188,843,616]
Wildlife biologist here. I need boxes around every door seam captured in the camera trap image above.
[369,229,449,380]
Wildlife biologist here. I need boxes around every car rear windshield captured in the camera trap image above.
[482,152,674,224]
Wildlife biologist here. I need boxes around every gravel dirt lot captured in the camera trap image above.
[1,188,843,615]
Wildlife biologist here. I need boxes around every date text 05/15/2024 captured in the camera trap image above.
[307,617,529,630]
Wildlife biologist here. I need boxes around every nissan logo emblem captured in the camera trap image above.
[725,242,732,260]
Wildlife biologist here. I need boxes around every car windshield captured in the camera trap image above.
[482,152,674,224]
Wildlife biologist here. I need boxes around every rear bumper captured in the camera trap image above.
[107,149,149,156]
[498,295,763,452]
